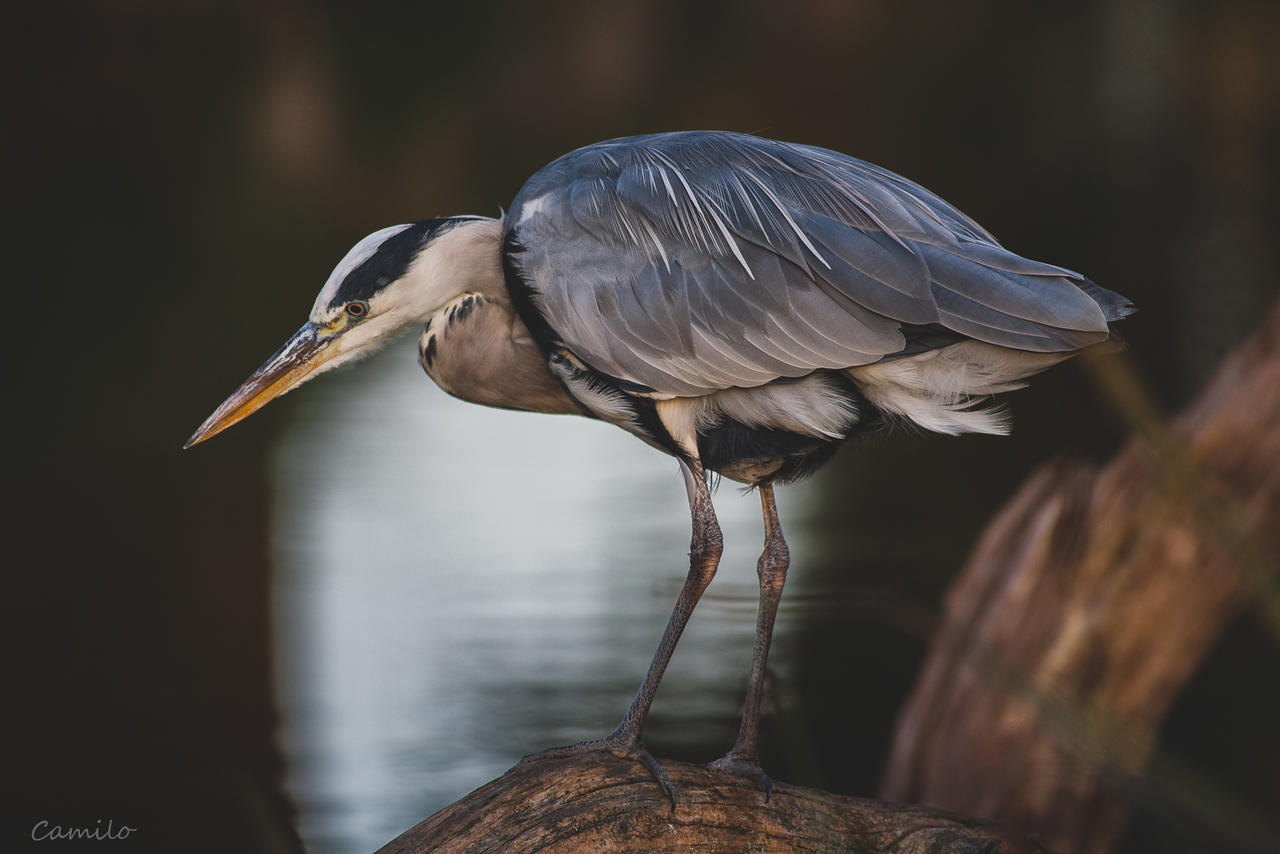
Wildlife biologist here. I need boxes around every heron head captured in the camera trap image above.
[185,216,491,448]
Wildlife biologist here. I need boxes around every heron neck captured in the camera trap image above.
[399,216,507,323]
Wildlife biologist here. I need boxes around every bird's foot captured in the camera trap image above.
[707,751,773,801]
[518,729,678,808]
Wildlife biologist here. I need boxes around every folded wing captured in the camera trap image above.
[504,131,1132,397]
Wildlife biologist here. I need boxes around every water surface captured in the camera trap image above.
[271,347,820,853]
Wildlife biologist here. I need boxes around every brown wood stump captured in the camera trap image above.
[375,752,1048,853]
[882,301,1280,852]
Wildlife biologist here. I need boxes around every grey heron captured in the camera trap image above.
[186,130,1133,802]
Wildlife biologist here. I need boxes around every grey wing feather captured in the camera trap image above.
[505,131,1134,396]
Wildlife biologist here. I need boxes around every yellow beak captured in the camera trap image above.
[184,322,335,448]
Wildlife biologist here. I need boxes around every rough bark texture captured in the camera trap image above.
[376,753,1047,853]
[881,302,1280,853]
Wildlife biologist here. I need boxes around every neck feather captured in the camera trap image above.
[389,217,506,326]
[321,217,506,372]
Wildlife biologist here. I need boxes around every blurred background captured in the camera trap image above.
[4,1,1277,852]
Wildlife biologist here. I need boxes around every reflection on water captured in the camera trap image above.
[270,345,820,854]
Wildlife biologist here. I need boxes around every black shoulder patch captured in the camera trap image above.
[329,218,451,309]
[501,231,560,353]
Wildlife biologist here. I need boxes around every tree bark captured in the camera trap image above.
[375,752,1048,853]
[881,302,1280,853]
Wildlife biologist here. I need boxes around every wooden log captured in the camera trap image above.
[881,301,1280,853]
[376,752,1048,853]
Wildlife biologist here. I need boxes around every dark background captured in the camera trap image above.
[4,1,1277,852]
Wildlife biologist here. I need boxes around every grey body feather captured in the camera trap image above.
[504,131,1133,402]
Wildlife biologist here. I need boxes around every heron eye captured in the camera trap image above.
[346,301,369,318]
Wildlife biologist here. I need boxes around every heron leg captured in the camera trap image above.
[520,458,723,807]
[708,482,789,797]
[614,458,723,737]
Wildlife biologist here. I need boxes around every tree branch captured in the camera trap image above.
[376,752,1048,853]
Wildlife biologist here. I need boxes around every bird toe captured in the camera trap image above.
[518,734,679,809]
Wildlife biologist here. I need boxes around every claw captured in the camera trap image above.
[519,733,679,809]
[635,749,678,808]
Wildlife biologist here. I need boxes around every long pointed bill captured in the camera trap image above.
[184,322,335,448]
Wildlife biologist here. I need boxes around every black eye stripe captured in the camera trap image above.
[328,218,451,310]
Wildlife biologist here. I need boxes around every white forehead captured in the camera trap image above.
[310,223,415,318]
